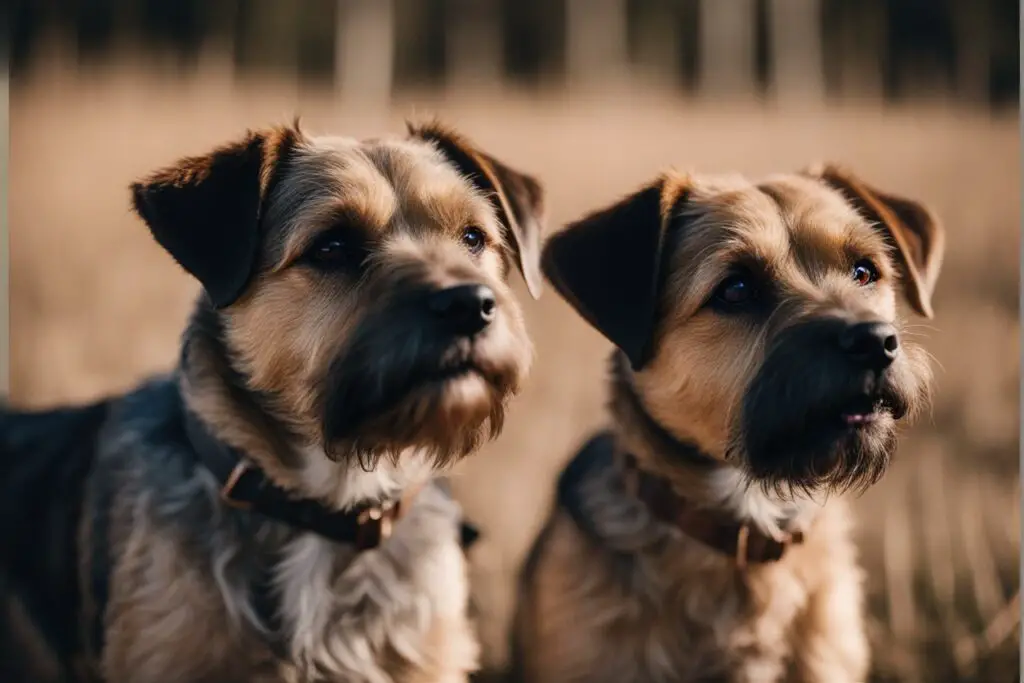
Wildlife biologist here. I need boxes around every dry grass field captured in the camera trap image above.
[9,57,1020,681]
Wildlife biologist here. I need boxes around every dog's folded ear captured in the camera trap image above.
[542,177,687,369]
[407,122,545,299]
[131,125,302,308]
[808,164,945,318]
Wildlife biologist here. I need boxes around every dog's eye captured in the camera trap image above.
[852,259,879,286]
[306,228,365,269]
[461,226,486,255]
[713,273,757,308]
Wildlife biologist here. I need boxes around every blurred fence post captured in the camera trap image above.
[952,1,992,104]
[446,0,502,91]
[0,66,7,397]
[565,0,629,89]
[336,0,395,102]
[768,0,824,104]
[833,1,885,101]
[234,1,301,78]
[698,0,756,98]
[197,0,238,81]
[632,0,682,88]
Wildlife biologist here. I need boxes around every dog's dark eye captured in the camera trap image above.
[713,273,757,308]
[306,228,365,270]
[852,259,879,286]
[461,226,486,255]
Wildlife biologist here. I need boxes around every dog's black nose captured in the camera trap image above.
[839,321,899,369]
[428,284,496,336]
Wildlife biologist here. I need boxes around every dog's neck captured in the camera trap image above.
[607,352,822,539]
[178,300,432,513]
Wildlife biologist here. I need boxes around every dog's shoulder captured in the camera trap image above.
[554,430,617,541]
[95,376,237,539]
[93,375,202,483]
[0,397,111,467]
[506,431,618,682]
[0,396,114,527]
[555,430,616,509]
[0,393,117,675]
[106,375,186,441]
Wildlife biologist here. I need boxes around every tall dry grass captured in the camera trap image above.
[9,55,1020,682]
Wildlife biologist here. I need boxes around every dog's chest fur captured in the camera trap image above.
[521,439,866,683]
[271,486,478,683]
[85,379,477,683]
[634,516,855,681]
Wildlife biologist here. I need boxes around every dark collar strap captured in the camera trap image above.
[183,408,414,550]
[622,454,804,567]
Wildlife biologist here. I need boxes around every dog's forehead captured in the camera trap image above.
[755,174,867,234]
[680,172,878,258]
[301,134,472,193]
[295,134,490,221]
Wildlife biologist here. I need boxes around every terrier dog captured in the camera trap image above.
[0,120,544,683]
[512,165,943,682]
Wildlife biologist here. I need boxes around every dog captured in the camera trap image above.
[511,165,944,682]
[0,119,544,683]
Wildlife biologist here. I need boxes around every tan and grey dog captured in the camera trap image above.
[0,120,543,683]
[512,165,943,682]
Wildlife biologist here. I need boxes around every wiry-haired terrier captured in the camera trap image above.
[0,120,543,683]
[513,165,944,682]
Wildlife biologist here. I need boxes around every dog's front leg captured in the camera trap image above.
[789,567,870,683]
[396,613,479,683]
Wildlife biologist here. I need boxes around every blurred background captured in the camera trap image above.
[5,1,1020,680]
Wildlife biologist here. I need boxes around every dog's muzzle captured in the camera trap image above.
[739,316,911,489]
[318,280,512,446]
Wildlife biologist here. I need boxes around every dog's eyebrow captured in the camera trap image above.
[664,214,796,316]
[417,197,503,246]
[275,201,387,269]
[842,220,889,250]
[668,238,763,316]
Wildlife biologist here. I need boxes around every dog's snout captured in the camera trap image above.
[838,321,899,369]
[428,284,496,336]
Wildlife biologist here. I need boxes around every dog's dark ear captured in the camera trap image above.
[542,177,687,369]
[131,125,302,308]
[809,164,945,318]
[408,122,545,299]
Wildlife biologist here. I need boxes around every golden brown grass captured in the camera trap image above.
[9,55,1019,682]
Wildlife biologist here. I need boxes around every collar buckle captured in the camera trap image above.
[355,499,401,550]
[219,461,253,510]
[735,523,751,570]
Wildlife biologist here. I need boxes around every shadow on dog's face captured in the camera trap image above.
[131,121,544,472]
[543,166,944,495]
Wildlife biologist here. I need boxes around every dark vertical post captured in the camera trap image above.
[446,0,503,91]
[699,0,757,98]
[336,0,394,102]
[565,0,629,90]
[768,0,825,104]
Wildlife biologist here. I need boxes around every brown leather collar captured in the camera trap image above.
[184,406,421,550]
[621,454,804,568]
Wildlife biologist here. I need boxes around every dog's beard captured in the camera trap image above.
[738,320,929,497]
[319,323,522,470]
